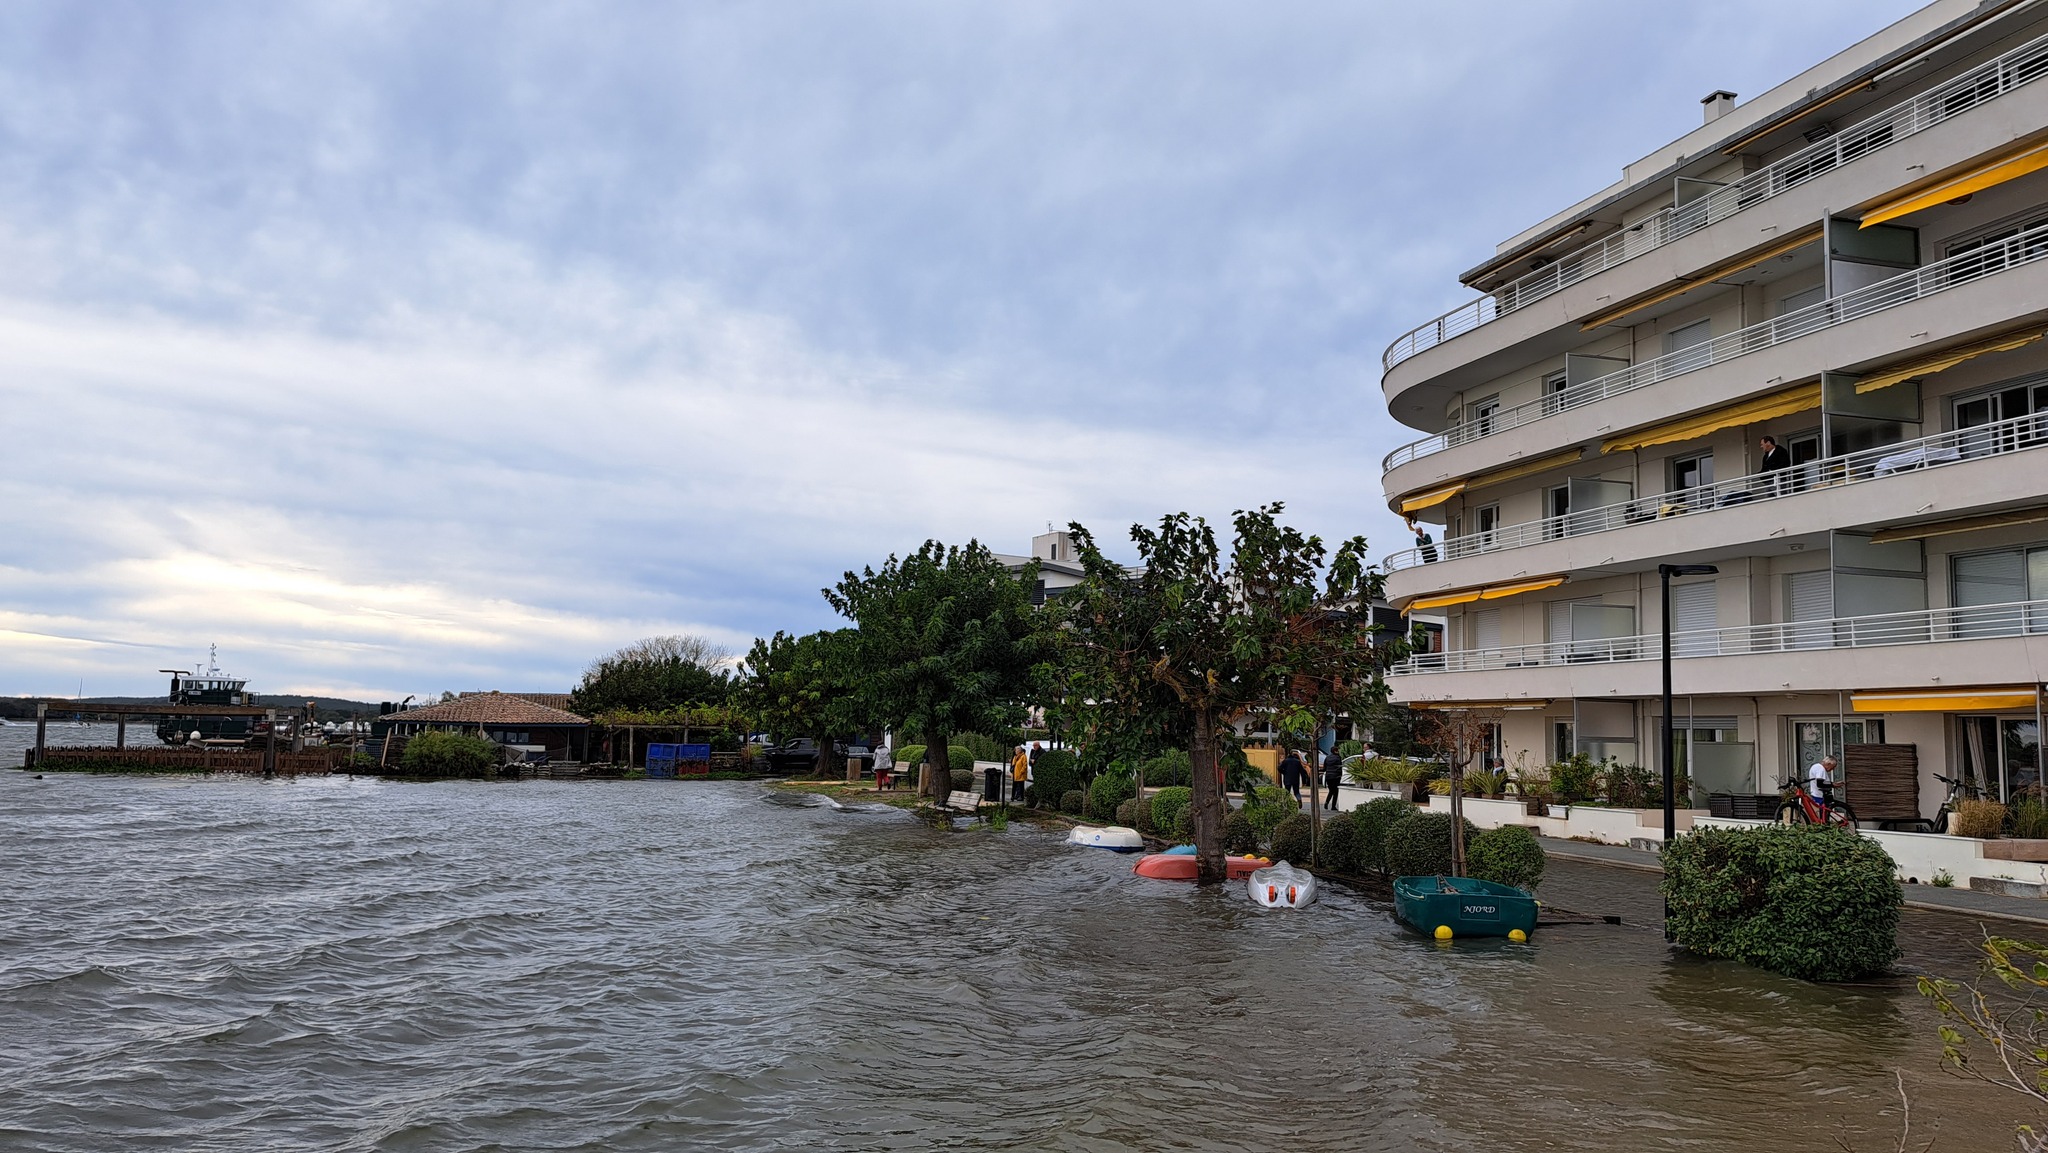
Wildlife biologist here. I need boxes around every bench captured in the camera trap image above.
[943,791,982,813]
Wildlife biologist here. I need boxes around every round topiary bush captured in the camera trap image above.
[1089,772,1136,821]
[1270,813,1313,864]
[1151,786,1194,834]
[1353,797,1419,876]
[946,746,975,773]
[1222,810,1259,854]
[1140,749,1192,788]
[1242,786,1299,841]
[1114,798,1140,827]
[1028,749,1082,809]
[949,769,974,793]
[1662,824,1900,981]
[1060,789,1086,815]
[1383,811,1480,877]
[895,744,926,769]
[1468,824,1546,890]
[1317,811,1364,873]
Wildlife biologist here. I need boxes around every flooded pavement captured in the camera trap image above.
[0,773,2026,1151]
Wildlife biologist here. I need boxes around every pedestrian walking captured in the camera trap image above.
[1322,746,1345,810]
[874,741,895,790]
[1278,748,1306,803]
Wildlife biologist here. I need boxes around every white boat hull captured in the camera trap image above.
[1066,825,1144,852]
[1249,862,1318,908]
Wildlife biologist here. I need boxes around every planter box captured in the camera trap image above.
[1983,839,2048,862]
[1546,804,1570,819]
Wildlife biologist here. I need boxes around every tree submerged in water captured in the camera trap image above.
[1059,504,1385,883]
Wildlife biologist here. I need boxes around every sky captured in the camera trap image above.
[0,0,1927,701]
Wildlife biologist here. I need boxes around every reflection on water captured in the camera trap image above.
[0,773,2024,1151]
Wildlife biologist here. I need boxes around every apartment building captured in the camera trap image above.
[1379,0,2048,814]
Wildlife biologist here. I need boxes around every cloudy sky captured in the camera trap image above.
[0,0,1923,700]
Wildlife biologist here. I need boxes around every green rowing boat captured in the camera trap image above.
[1393,875,1538,940]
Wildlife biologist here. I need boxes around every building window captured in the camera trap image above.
[1552,720,1575,764]
[1951,545,2048,636]
[1664,318,1713,373]
[1959,716,2042,801]
[1788,718,1883,786]
[1467,395,1501,436]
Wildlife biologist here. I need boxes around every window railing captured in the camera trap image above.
[1383,218,2048,472]
[1380,29,2048,375]
[1382,408,2048,572]
[1391,597,2048,675]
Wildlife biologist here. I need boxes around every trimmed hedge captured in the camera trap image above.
[895,744,926,768]
[401,731,499,777]
[1140,749,1192,788]
[1060,789,1086,815]
[949,769,973,793]
[1242,786,1299,841]
[1222,810,1259,854]
[1114,798,1140,827]
[1088,772,1136,820]
[1318,811,1364,873]
[1151,786,1194,834]
[1468,825,1546,890]
[1029,749,1082,809]
[1662,824,1900,981]
[1353,797,1417,876]
[1383,811,1480,878]
[1270,813,1313,865]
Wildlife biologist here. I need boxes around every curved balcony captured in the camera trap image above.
[1382,409,2048,574]
[1379,29,2048,376]
[1393,598,2048,687]
[1382,219,2048,475]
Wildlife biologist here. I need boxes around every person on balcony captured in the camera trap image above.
[1406,516,1438,563]
[1758,435,1791,496]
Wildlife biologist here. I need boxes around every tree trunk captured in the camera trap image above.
[1309,722,1324,862]
[1449,754,1467,877]
[926,727,950,805]
[1189,710,1227,883]
[814,733,833,780]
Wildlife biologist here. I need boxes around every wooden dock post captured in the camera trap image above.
[34,701,47,768]
[116,716,126,749]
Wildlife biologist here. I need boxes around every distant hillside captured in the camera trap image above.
[1,694,383,719]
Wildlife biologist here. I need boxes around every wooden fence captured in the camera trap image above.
[27,746,346,774]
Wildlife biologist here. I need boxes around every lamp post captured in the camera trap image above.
[1659,563,1719,841]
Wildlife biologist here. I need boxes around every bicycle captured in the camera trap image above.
[1776,779,1857,828]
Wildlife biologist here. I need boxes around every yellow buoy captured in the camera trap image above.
[1508,928,1528,943]
[1434,925,1453,941]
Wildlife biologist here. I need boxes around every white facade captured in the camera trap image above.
[1378,0,2048,820]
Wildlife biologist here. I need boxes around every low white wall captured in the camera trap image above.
[1691,816,2045,889]
[1423,794,1707,847]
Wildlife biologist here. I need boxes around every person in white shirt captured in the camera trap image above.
[1807,754,1837,802]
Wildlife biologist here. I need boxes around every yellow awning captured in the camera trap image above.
[1479,576,1565,600]
[1398,483,1465,514]
[1407,589,1482,611]
[1409,700,1552,711]
[1862,139,2048,228]
[1579,227,1822,331]
[1402,574,1567,613]
[1851,688,2040,713]
[1854,330,2046,393]
[1466,448,1586,493]
[1601,383,1821,454]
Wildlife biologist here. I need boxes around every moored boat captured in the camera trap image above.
[1248,861,1317,908]
[1393,875,1537,940]
[1133,852,1267,881]
[1066,825,1144,852]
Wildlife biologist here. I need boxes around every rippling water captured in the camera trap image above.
[0,773,2023,1151]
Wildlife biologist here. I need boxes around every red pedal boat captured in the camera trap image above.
[1133,852,1268,880]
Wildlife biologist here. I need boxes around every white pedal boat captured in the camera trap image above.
[1065,825,1144,852]
[1248,861,1318,908]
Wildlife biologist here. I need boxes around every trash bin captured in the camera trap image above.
[983,765,1003,802]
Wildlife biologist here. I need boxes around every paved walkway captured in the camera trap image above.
[1537,835,2048,929]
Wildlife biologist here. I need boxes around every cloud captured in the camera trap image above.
[0,0,1927,697]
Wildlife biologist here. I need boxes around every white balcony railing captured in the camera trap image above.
[1382,408,2048,571]
[1383,218,2048,472]
[1379,29,2048,374]
[1393,598,2048,676]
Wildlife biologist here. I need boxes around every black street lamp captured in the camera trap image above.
[1660,563,1720,842]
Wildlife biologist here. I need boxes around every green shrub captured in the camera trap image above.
[1353,797,1420,875]
[1953,799,2006,839]
[2012,793,2048,839]
[1271,813,1313,864]
[1222,746,1266,793]
[399,731,500,777]
[1133,797,1159,835]
[1171,802,1195,842]
[946,746,974,772]
[1467,825,1546,890]
[1334,739,1363,759]
[1383,811,1480,877]
[1222,810,1259,854]
[1318,811,1364,873]
[1242,786,1299,841]
[949,769,974,793]
[1060,789,1085,815]
[957,732,1011,763]
[1088,771,1136,820]
[1114,798,1140,827]
[1139,749,1191,788]
[1661,824,1900,981]
[1549,754,1602,804]
[1028,749,1082,809]
[1151,786,1194,834]
[895,744,926,769]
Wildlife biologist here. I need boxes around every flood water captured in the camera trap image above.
[0,772,2028,1151]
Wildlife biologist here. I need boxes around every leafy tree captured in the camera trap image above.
[825,540,1050,805]
[569,634,734,716]
[1416,707,1503,876]
[739,629,865,777]
[1061,504,1383,882]
[398,731,499,777]
[1921,936,2048,1150]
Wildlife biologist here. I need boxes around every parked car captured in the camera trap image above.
[765,739,872,775]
